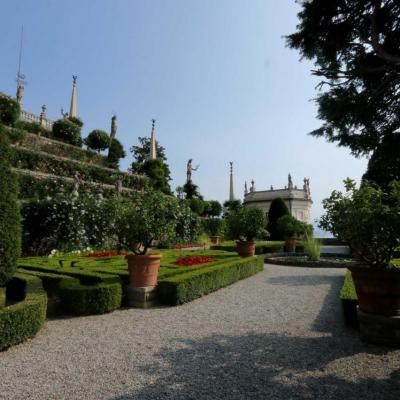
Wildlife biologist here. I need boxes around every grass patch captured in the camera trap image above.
[340,270,358,328]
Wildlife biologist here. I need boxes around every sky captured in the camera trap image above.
[0,0,368,224]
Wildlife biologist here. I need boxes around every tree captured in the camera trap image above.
[68,116,83,127]
[130,137,171,179]
[52,119,82,147]
[107,138,126,169]
[130,137,171,193]
[139,158,172,195]
[0,126,21,286]
[183,181,202,200]
[85,130,110,152]
[0,96,20,126]
[223,199,242,215]
[267,198,290,240]
[287,1,400,186]
[205,200,222,217]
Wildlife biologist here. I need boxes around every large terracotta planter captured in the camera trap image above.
[210,235,220,245]
[349,266,400,315]
[126,254,162,287]
[236,241,256,257]
[284,236,297,253]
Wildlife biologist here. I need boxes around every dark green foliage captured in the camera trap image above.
[14,120,52,138]
[68,116,83,127]
[158,256,263,305]
[205,200,222,217]
[0,127,21,286]
[107,138,126,168]
[0,287,5,308]
[12,146,148,190]
[52,118,82,147]
[0,273,47,351]
[187,198,205,215]
[287,0,400,157]
[6,127,27,144]
[183,181,202,200]
[226,207,267,241]
[203,218,224,236]
[277,215,312,239]
[138,158,172,194]
[223,199,242,214]
[267,198,289,240]
[85,130,110,152]
[174,203,201,244]
[131,136,172,193]
[0,96,20,126]
[363,133,400,191]
[59,281,122,315]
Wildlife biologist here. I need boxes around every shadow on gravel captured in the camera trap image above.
[109,332,399,400]
[268,274,345,334]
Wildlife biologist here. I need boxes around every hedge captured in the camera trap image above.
[18,268,122,315]
[157,256,264,305]
[0,273,47,351]
[11,146,148,190]
[340,270,358,327]
[0,287,5,308]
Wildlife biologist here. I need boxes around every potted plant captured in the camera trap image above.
[277,214,310,253]
[205,218,224,245]
[226,206,266,257]
[320,179,400,315]
[117,191,178,287]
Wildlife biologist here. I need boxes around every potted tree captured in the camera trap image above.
[117,191,178,287]
[226,206,266,257]
[205,218,224,245]
[320,179,400,316]
[277,214,310,253]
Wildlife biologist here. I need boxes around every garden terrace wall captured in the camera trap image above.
[8,128,109,167]
[0,273,47,351]
[157,256,264,305]
[16,170,134,200]
[11,146,148,190]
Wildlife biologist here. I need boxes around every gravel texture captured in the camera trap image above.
[1,263,399,399]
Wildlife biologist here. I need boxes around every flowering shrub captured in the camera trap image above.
[172,244,203,249]
[173,256,216,266]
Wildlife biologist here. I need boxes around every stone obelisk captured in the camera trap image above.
[229,162,235,201]
[149,119,157,160]
[69,75,78,118]
[110,115,117,139]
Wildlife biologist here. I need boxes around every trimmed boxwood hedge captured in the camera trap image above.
[340,270,358,327]
[0,273,47,351]
[157,256,264,305]
[18,268,122,315]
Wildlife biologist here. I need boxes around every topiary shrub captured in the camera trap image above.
[267,198,290,240]
[52,118,82,146]
[14,120,52,138]
[0,126,21,287]
[68,116,83,127]
[85,129,110,152]
[0,96,20,126]
[107,138,126,168]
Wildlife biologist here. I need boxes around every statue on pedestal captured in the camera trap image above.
[186,159,199,183]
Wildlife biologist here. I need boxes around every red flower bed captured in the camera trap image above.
[86,251,127,258]
[173,256,216,266]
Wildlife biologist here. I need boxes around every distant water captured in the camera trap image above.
[313,226,334,239]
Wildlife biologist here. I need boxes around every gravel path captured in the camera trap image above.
[1,264,399,400]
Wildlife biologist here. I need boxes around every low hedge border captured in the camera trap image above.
[18,268,122,315]
[264,256,356,268]
[157,256,264,305]
[340,270,359,328]
[0,273,47,351]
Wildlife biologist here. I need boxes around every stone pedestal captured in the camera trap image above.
[358,308,400,347]
[124,285,157,308]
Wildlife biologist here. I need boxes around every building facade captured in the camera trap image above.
[243,174,312,223]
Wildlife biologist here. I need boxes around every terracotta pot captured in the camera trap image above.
[349,266,400,315]
[284,236,297,252]
[210,235,220,245]
[126,254,162,287]
[236,241,256,257]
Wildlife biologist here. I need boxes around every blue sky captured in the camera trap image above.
[0,0,367,222]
